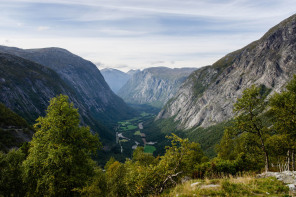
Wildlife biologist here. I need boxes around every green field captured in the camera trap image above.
[127,125,138,130]
[144,145,156,154]
[134,131,141,136]
[141,112,150,117]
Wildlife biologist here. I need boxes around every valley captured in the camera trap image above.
[115,111,157,156]
[1,6,296,196]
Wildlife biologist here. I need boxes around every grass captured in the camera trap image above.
[127,125,138,130]
[134,131,141,136]
[162,174,289,197]
[141,112,150,117]
[144,145,156,154]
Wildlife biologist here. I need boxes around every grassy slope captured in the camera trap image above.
[162,175,289,196]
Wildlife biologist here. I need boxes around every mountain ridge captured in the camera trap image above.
[117,67,198,108]
[157,13,296,129]
[0,46,134,125]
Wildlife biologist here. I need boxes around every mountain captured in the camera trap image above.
[0,52,116,140]
[157,14,296,130]
[117,67,198,108]
[127,69,140,76]
[0,102,33,152]
[0,46,134,125]
[101,68,131,93]
[0,52,76,122]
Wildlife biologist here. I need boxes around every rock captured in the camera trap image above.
[288,184,296,191]
[157,14,296,130]
[118,67,198,108]
[257,171,296,191]
[190,182,200,187]
[181,176,191,184]
[200,184,220,189]
[0,46,135,141]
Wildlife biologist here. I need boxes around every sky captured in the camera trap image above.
[0,0,295,72]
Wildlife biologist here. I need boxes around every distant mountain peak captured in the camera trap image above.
[117,67,198,108]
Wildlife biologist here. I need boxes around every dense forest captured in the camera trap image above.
[1,75,296,196]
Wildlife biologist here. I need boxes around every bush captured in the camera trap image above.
[193,158,241,179]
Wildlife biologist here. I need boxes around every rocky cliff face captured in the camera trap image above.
[101,68,131,93]
[0,46,133,124]
[0,53,115,139]
[0,53,76,122]
[157,14,296,129]
[117,67,197,108]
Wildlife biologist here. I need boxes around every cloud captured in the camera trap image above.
[37,26,50,31]
[0,0,295,71]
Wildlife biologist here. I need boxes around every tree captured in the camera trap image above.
[232,85,270,172]
[106,160,127,197]
[269,75,296,170]
[153,134,204,193]
[0,149,26,196]
[22,95,101,196]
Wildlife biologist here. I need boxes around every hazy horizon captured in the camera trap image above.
[0,0,295,72]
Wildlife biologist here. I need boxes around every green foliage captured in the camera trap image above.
[132,147,157,166]
[106,160,128,196]
[134,130,141,136]
[76,167,107,197]
[163,176,289,197]
[0,103,29,127]
[218,85,270,172]
[269,75,296,138]
[186,120,232,158]
[104,134,204,196]
[0,103,33,152]
[193,157,245,179]
[0,149,26,196]
[144,145,156,154]
[22,94,101,196]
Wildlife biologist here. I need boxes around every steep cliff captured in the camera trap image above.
[157,14,296,129]
[0,46,134,124]
[117,67,197,108]
[0,52,113,141]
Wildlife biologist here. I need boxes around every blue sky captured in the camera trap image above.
[0,0,295,71]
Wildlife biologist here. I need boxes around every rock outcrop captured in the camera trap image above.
[118,67,197,108]
[157,14,296,129]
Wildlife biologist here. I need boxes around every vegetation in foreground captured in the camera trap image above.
[2,75,296,196]
[163,175,289,197]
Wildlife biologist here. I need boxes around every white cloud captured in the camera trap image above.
[0,0,295,71]
[37,26,50,31]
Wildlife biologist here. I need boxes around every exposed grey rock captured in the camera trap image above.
[190,181,200,187]
[118,67,198,108]
[257,171,296,191]
[157,14,296,129]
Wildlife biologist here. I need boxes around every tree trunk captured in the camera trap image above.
[264,150,269,172]
[292,149,295,171]
[287,150,290,171]
[258,134,269,172]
